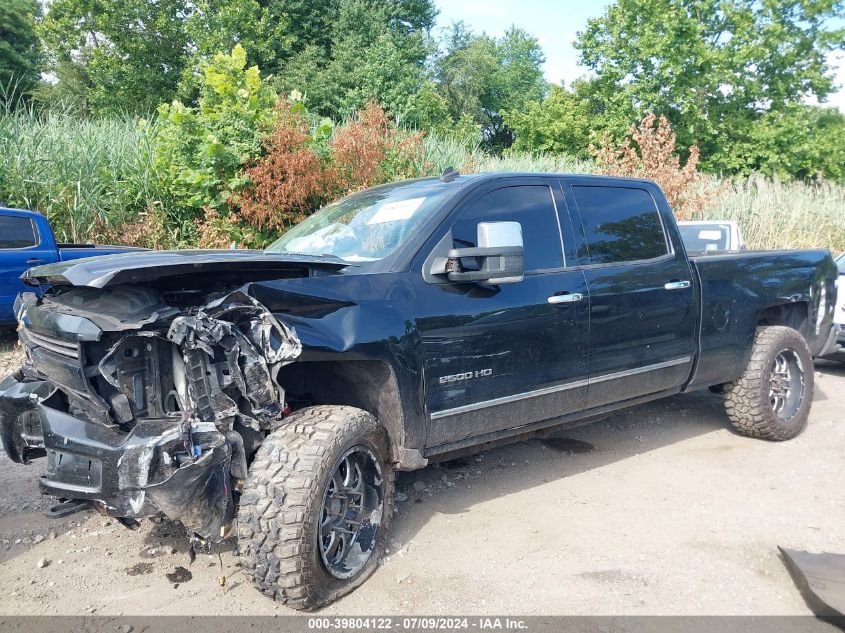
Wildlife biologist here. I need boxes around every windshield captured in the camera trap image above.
[678,223,731,252]
[265,181,453,262]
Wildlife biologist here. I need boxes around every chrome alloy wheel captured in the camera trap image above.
[318,446,384,579]
[769,349,805,420]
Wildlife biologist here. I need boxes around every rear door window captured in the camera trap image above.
[572,186,668,264]
[451,185,564,271]
[0,216,37,249]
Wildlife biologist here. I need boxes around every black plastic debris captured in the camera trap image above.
[780,546,845,628]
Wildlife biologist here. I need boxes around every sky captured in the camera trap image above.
[433,0,845,112]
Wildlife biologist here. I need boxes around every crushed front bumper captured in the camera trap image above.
[0,374,52,464]
[0,373,233,539]
[2,286,302,540]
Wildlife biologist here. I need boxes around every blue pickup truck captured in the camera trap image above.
[0,207,146,325]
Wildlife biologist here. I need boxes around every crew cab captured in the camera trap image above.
[0,207,147,325]
[0,173,838,610]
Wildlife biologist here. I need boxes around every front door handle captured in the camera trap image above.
[26,258,47,265]
[664,280,691,290]
[548,292,584,304]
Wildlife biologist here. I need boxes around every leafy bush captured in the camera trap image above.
[724,106,845,183]
[92,206,170,249]
[194,207,274,249]
[154,44,278,216]
[591,114,721,220]
[504,85,592,158]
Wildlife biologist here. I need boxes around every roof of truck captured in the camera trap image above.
[364,172,658,191]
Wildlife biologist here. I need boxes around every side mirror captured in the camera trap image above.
[445,221,524,285]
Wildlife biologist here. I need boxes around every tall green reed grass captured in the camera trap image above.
[0,106,842,253]
[419,133,594,175]
[0,100,166,242]
[703,175,845,253]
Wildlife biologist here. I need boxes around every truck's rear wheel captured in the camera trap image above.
[723,326,813,441]
[238,405,394,611]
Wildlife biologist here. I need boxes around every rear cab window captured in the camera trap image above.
[571,185,669,265]
[451,185,564,272]
[0,216,38,249]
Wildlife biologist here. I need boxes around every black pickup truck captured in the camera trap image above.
[0,173,838,609]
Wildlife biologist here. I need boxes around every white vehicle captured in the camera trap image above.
[823,253,845,363]
[678,220,744,253]
[835,253,845,327]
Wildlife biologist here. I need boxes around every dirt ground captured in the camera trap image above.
[0,330,843,617]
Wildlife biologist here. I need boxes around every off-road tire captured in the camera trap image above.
[238,405,395,611]
[723,326,813,441]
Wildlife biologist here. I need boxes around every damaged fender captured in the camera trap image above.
[166,289,301,431]
[126,289,301,539]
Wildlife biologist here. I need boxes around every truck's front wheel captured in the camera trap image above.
[239,406,394,610]
[723,326,814,441]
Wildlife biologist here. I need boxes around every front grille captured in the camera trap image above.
[23,329,80,359]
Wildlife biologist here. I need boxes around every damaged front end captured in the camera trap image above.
[0,285,301,541]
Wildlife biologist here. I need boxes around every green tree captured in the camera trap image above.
[574,0,845,175]
[729,105,845,181]
[155,45,279,216]
[504,84,592,157]
[280,0,437,123]
[31,57,94,113]
[435,23,547,151]
[0,0,42,96]
[281,0,436,56]
[179,0,292,100]
[280,0,341,55]
[40,0,190,114]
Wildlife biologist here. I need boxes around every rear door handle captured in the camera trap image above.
[548,292,584,304]
[664,280,691,290]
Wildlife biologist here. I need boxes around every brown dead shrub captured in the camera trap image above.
[91,206,169,249]
[591,114,722,220]
[223,101,428,245]
[195,207,239,248]
[330,101,427,191]
[238,101,331,231]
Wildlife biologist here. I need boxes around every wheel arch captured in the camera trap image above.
[276,359,423,468]
[756,301,809,334]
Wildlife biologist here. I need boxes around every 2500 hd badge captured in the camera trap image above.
[439,368,493,384]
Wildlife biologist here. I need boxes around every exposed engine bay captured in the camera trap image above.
[1,282,303,542]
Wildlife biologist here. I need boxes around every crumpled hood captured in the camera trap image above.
[22,249,349,288]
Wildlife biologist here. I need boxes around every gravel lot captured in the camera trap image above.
[0,329,843,616]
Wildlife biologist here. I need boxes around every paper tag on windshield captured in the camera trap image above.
[367,197,425,225]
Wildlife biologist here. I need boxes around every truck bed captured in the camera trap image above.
[688,248,838,390]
